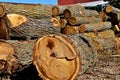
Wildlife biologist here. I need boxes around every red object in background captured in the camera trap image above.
[58,0,98,5]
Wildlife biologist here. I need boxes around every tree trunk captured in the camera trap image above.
[79,22,112,32]
[69,16,102,25]
[0,40,35,74]
[105,6,120,14]
[33,34,99,80]
[0,2,52,19]
[7,17,61,40]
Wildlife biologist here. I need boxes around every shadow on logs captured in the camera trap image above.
[10,64,42,80]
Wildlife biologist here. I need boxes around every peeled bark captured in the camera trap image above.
[0,40,35,74]
[105,6,120,14]
[0,5,5,17]
[69,16,102,25]
[79,22,112,32]
[0,2,52,19]
[62,25,80,34]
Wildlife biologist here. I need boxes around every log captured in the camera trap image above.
[0,2,52,19]
[99,11,109,22]
[60,19,68,28]
[79,22,112,32]
[51,5,66,16]
[63,8,98,19]
[84,9,99,17]
[7,17,61,40]
[63,3,85,19]
[0,40,35,74]
[62,25,79,34]
[69,16,102,25]
[50,17,61,27]
[0,5,5,17]
[33,34,98,79]
[105,6,120,14]
[82,30,116,53]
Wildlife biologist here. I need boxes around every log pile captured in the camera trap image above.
[99,5,120,36]
[0,3,119,80]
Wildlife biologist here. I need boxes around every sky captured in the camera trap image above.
[0,0,57,4]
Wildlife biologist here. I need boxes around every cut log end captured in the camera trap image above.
[7,13,28,27]
[69,17,76,25]
[105,6,112,13]
[0,5,5,17]
[51,17,60,27]
[63,9,71,19]
[60,19,67,28]
[79,24,86,33]
[51,6,59,16]
[0,41,17,74]
[33,34,80,80]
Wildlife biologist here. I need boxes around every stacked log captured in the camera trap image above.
[98,5,120,36]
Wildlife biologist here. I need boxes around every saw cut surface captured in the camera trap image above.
[33,34,80,80]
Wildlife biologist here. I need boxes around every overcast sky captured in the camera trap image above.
[0,0,57,4]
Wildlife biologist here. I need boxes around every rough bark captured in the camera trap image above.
[0,2,52,19]
[105,6,120,14]
[69,16,102,25]
[7,17,61,40]
[0,40,35,74]
[79,22,112,32]
[84,9,99,17]
[63,8,98,19]
[0,4,5,17]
